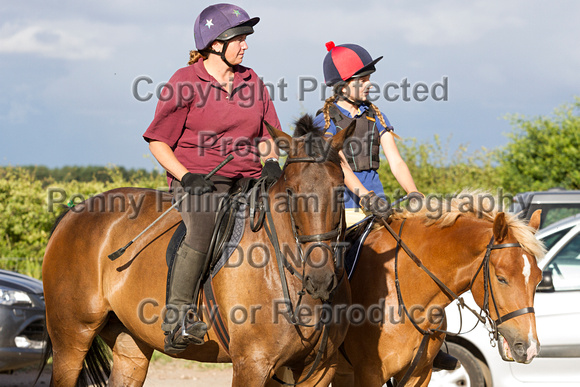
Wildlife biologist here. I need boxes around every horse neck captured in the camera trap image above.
[389,216,493,306]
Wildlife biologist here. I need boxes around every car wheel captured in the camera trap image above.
[429,342,489,387]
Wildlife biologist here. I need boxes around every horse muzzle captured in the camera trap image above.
[304,271,337,301]
[498,332,540,364]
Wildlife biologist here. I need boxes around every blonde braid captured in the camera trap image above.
[322,95,339,129]
[188,50,207,65]
[369,102,401,139]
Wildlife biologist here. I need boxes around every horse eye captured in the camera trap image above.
[497,276,509,285]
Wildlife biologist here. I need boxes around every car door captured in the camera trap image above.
[509,229,580,383]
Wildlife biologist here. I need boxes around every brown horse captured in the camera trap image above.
[333,192,545,386]
[40,116,354,386]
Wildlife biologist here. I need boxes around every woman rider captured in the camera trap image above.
[143,3,282,354]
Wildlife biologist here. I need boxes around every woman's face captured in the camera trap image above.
[223,35,248,66]
[342,75,372,102]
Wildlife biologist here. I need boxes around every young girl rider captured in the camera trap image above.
[314,42,423,226]
[143,3,282,354]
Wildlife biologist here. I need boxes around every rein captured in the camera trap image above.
[259,155,345,386]
[379,217,535,386]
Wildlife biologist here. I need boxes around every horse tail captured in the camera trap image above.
[33,327,112,387]
[78,336,112,387]
[49,206,71,239]
[32,328,52,386]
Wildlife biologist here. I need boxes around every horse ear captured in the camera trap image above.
[265,120,292,153]
[329,120,356,151]
[528,209,542,232]
[493,212,509,242]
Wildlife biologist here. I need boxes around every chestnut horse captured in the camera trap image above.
[40,116,354,386]
[333,192,545,386]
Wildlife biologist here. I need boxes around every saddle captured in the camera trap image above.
[165,177,260,273]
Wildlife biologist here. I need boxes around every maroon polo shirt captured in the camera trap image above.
[143,59,281,184]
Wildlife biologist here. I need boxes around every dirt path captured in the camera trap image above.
[0,360,233,387]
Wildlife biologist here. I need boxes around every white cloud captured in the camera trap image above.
[0,21,118,60]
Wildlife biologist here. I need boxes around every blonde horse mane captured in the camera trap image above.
[390,189,546,259]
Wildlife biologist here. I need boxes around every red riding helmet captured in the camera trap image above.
[323,41,383,86]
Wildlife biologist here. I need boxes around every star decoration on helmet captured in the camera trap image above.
[232,9,241,17]
[205,19,213,28]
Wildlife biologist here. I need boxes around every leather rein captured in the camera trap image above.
[380,217,535,386]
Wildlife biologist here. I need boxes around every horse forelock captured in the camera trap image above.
[391,189,546,259]
[290,114,341,166]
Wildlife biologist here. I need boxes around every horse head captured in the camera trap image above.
[470,209,544,364]
[265,115,355,301]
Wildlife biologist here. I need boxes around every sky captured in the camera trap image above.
[1,0,579,170]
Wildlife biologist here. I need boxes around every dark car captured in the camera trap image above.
[512,189,580,229]
[0,269,46,372]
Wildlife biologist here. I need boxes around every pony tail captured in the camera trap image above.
[188,50,207,65]
[369,102,401,139]
[322,95,338,129]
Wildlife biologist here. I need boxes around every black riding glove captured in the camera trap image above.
[360,191,392,219]
[180,172,215,195]
[261,159,282,186]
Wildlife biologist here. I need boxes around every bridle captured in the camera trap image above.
[255,154,346,386]
[470,236,535,340]
[261,155,345,321]
[381,217,535,386]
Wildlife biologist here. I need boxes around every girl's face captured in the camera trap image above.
[223,35,248,66]
[342,75,372,102]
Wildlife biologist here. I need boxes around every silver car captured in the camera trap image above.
[0,269,46,372]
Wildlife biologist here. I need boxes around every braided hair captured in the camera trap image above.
[321,83,392,133]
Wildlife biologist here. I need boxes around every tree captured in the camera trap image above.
[496,97,580,192]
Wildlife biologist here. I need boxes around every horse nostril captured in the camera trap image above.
[513,342,526,357]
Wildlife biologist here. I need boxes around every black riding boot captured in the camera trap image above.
[162,242,208,354]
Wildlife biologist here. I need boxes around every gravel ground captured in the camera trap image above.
[0,360,233,387]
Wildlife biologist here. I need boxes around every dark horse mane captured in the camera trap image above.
[292,114,342,166]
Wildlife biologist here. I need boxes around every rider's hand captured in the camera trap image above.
[261,159,282,186]
[360,191,392,219]
[407,191,425,209]
[180,173,215,195]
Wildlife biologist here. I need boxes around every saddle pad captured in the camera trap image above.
[211,202,246,277]
[165,202,247,276]
[344,217,376,280]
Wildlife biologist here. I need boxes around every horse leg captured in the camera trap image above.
[331,351,355,387]
[403,366,433,387]
[231,355,275,387]
[49,321,107,387]
[289,354,338,387]
[352,363,385,387]
[99,318,154,387]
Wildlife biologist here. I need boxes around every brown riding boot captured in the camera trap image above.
[162,243,208,354]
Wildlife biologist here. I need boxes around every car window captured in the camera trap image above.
[547,233,580,291]
[540,227,574,251]
[528,203,580,229]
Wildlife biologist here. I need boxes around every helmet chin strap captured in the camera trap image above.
[338,93,366,108]
[207,40,235,68]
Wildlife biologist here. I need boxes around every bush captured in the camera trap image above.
[0,166,166,278]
